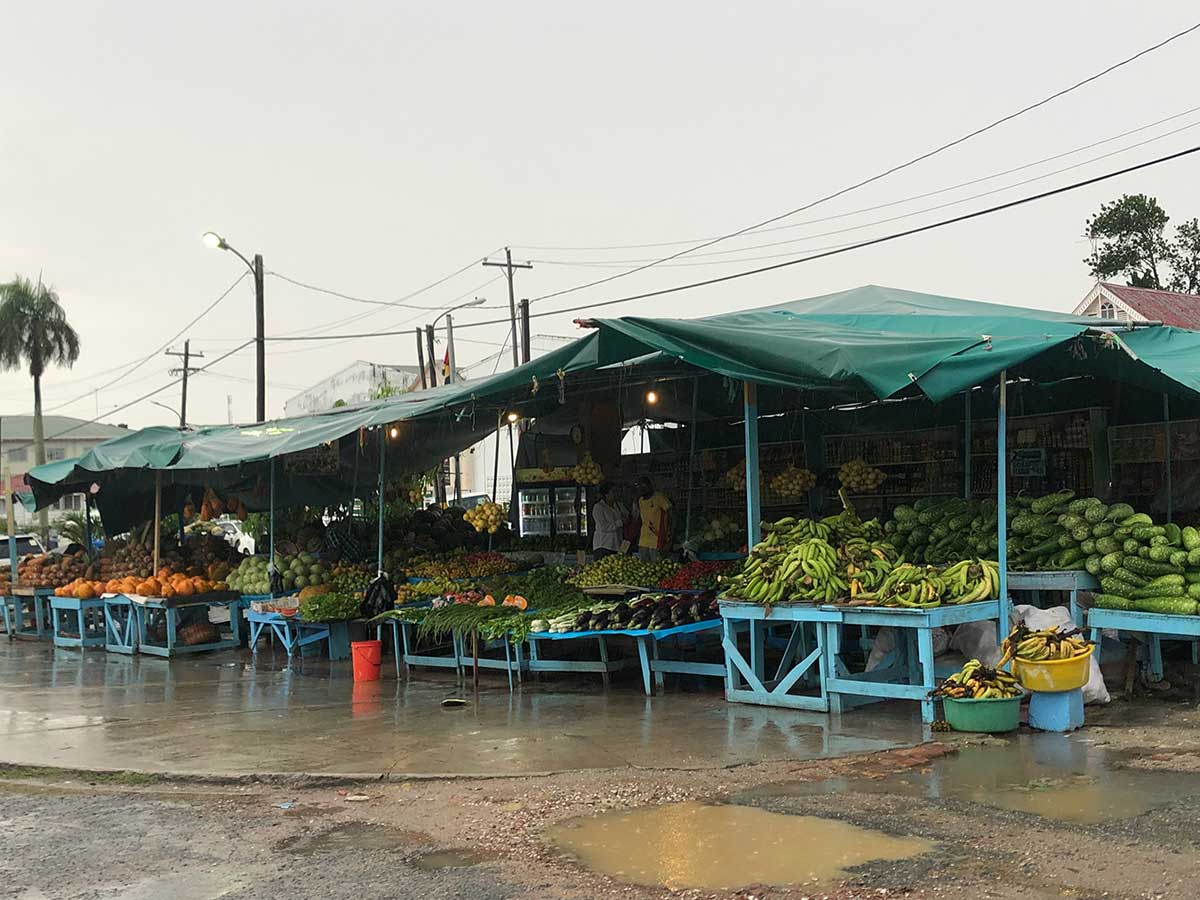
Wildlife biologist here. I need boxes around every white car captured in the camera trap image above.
[187,518,256,555]
[0,534,47,569]
[215,519,256,556]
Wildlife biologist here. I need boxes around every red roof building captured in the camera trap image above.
[1073,282,1200,330]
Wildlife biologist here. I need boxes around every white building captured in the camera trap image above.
[282,361,424,417]
[1,415,130,526]
[285,360,493,503]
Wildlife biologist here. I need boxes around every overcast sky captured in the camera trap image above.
[4,1,1200,430]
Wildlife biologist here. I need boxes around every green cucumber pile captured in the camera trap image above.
[1090,518,1200,615]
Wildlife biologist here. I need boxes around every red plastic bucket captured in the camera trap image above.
[351,639,382,682]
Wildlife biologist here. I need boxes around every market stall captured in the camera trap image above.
[16,283,1200,718]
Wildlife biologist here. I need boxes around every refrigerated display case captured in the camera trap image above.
[555,485,589,537]
[518,487,552,537]
[517,484,589,537]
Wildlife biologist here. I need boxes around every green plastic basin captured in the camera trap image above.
[942,695,1021,733]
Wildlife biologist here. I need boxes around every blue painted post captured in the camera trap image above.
[84,493,93,554]
[684,377,699,544]
[377,427,386,576]
[268,458,276,565]
[997,371,1009,639]
[744,382,761,547]
[963,390,972,499]
[1163,393,1173,523]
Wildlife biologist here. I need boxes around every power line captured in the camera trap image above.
[528,117,1200,270]
[522,20,1200,305]
[255,146,1200,340]
[3,341,256,456]
[42,271,250,414]
[530,114,1200,267]
[267,252,506,310]
[511,104,1200,253]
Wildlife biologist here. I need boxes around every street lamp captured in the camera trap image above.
[150,400,181,421]
[424,297,487,390]
[203,230,266,423]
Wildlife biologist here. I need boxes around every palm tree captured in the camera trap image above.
[0,275,81,541]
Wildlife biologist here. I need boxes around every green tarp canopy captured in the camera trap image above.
[585,285,1200,404]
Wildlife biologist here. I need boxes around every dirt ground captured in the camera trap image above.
[4,692,1200,900]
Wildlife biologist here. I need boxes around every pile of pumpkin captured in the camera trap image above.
[55,567,229,600]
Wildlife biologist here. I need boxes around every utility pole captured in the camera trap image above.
[415,328,428,389]
[254,254,266,422]
[226,395,233,424]
[446,314,462,503]
[424,325,438,388]
[483,249,532,368]
[519,298,532,364]
[165,340,204,427]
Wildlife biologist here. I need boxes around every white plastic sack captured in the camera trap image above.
[948,620,1005,668]
[1010,604,1110,705]
[866,626,950,671]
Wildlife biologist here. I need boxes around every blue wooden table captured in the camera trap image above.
[1008,570,1097,627]
[827,600,1002,724]
[130,594,242,657]
[720,601,840,711]
[525,628,638,687]
[383,618,464,677]
[4,588,54,639]
[246,610,351,659]
[1088,607,1200,682]
[50,596,107,649]
[103,594,137,653]
[528,620,724,695]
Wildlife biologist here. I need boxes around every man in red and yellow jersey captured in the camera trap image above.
[635,477,673,561]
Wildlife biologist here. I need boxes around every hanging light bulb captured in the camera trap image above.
[645,390,659,405]
[389,426,399,439]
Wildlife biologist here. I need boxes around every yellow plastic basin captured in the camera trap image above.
[1012,644,1093,693]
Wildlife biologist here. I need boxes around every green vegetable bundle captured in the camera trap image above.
[298,590,363,622]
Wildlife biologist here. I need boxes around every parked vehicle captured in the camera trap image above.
[0,533,47,569]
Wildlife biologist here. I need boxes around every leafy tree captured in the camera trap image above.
[1085,194,1200,293]
[0,275,81,541]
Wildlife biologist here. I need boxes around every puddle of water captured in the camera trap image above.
[277,823,430,854]
[546,801,931,891]
[744,736,1200,825]
[410,848,496,870]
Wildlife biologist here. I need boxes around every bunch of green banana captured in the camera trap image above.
[939,559,1001,605]
[841,538,898,600]
[721,537,843,605]
[999,625,1092,664]
[760,516,832,544]
[789,537,848,603]
[874,563,947,608]
[931,658,1021,699]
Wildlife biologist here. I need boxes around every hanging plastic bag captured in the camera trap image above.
[361,574,397,619]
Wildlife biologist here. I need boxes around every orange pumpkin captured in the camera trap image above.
[76,582,95,600]
[160,584,176,599]
[174,580,194,597]
[502,595,529,611]
[478,594,496,606]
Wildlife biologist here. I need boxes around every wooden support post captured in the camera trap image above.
[152,471,162,573]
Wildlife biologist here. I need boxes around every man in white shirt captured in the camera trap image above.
[591,483,626,558]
